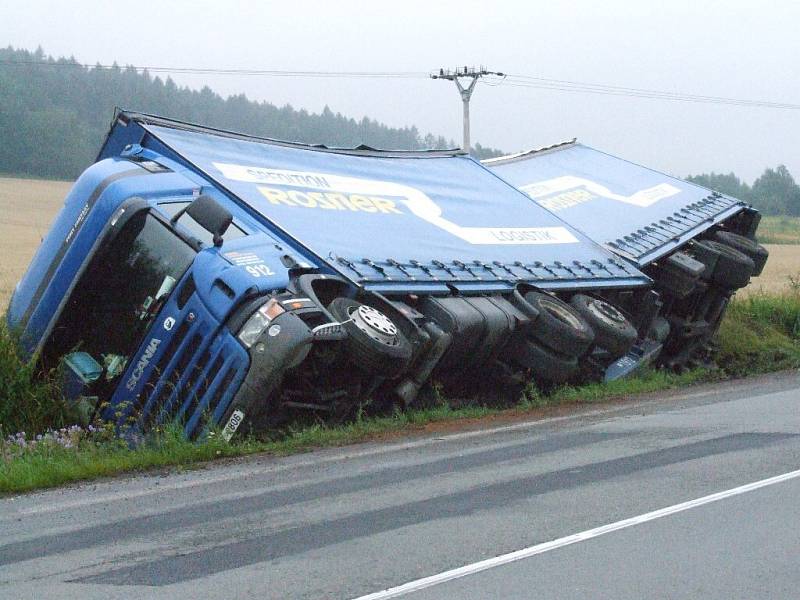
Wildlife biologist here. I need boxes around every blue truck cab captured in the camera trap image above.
[8,112,661,439]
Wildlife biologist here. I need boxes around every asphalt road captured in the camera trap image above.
[1,371,798,600]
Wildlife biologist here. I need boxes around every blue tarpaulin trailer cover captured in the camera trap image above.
[484,141,748,266]
[117,119,648,291]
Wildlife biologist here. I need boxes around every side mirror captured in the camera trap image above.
[176,195,232,247]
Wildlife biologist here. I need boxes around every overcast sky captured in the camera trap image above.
[3,0,799,181]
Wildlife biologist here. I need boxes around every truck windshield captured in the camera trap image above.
[45,210,196,382]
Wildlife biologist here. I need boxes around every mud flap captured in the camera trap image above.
[604,340,663,381]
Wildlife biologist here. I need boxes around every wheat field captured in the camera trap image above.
[739,244,799,296]
[0,177,72,308]
[0,177,797,309]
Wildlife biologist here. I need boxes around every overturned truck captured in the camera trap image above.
[6,114,763,440]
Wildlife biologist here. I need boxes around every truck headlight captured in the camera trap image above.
[238,298,285,348]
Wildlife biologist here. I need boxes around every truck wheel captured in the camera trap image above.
[713,231,769,276]
[523,291,595,357]
[694,240,755,290]
[569,294,637,358]
[508,337,578,383]
[328,298,412,378]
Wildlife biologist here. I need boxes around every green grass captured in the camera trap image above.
[757,216,800,245]
[523,367,718,409]
[2,292,799,496]
[0,425,248,494]
[0,322,79,437]
[716,291,800,376]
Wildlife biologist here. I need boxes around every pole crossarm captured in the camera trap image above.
[430,66,504,153]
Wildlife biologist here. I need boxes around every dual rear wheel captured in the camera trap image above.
[510,292,637,383]
[688,231,767,291]
[713,231,768,277]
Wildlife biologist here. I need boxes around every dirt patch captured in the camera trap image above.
[0,177,71,308]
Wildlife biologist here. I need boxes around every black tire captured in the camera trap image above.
[508,337,578,383]
[523,291,595,357]
[569,294,638,358]
[713,230,769,276]
[694,240,755,290]
[328,298,412,378]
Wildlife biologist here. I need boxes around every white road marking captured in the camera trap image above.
[2,382,785,518]
[352,468,800,600]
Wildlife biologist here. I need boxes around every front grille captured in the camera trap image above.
[131,300,248,439]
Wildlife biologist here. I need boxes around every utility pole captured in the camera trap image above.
[431,66,504,153]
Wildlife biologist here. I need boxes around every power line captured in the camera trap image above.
[2,58,799,110]
[0,60,426,79]
[500,75,800,110]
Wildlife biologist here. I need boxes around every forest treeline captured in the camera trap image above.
[0,46,503,180]
[687,166,800,216]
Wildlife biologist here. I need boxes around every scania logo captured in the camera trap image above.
[126,338,161,391]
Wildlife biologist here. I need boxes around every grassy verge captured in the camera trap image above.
[0,323,79,435]
[0,371,708,495]
[716,291,800,376]
[757,216,800,245]
[2,292,799,495]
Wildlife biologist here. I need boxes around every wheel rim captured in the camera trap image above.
[349,305,400,347]
[587,299,626,326]
[540,298,585,332]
